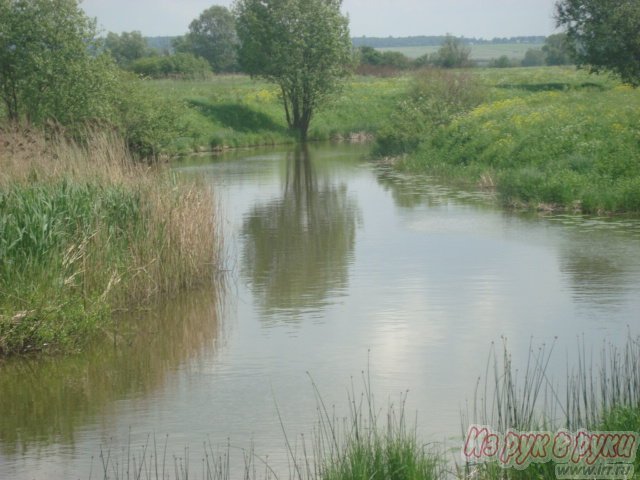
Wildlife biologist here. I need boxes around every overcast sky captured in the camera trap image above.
[80,0,558,39]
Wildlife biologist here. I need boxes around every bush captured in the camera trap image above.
[113,74,189,159]
[522,48,546,67]
[489,55,516,68]
[432,35,473,68]
[375,69,486,156]
[129,53,212,79]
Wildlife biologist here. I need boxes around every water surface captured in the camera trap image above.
[1,143,639,478]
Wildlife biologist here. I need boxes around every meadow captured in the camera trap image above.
[152,75,406,154]
[381,67,640,214]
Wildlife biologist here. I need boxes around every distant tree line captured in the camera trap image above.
[124,30,567,78]
[355,34,573,74]
[352,35,546,48]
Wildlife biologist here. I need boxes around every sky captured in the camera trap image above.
[80,0,559,39]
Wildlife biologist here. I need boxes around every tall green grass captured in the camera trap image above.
[0,127,221,355]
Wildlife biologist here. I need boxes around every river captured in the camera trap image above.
[1,143,639,479]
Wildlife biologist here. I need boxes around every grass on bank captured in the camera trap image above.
[382,67,640,214]
[150,75,406,154]
[0,126,220,356]
[463,335,640,480]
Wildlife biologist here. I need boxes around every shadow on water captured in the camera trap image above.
[188,100,286,133]
[0,289,224,454]
[241,144,360,322]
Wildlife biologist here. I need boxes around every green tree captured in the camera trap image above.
[556,0,640,85]
[358,46,384,66]
[433,35,473,68]
[129,53,211,79]
[104,31,150,67]
[176,6,238,72]
[522,48,546,67]
[490,55,514,68]
[0,0,118,124]
[542,33,572,66]
[235,0,353,140]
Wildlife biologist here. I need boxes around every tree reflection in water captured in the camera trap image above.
[241,145,359,322]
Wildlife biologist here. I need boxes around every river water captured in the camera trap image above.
[1,143,639,479]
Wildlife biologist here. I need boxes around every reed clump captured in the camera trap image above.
[464,335,640,480]
[0,126,221,356]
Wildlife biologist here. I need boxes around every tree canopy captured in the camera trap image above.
[432,35,473,68]
[542,33,572,66]
[235,0,353,140]
[104,31,150,67]
[556,0,640,85]
[0,0,121,124]
[175,6,238,72]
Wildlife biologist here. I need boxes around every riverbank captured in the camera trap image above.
[379,67,640,214]
[0,127,221,356]
[150,75,405,154]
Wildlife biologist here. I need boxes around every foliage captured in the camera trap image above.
[0,0,119,125]
[375,69,486,156]
[235,0,353,140]
[104,30,150,67]
[431,35,473,68]
[112,74,189,159]
[542,33,572,66]
[174,6,238,72]
[0,129,220,356]
[395,67,640,213]
[357,46,411,71]
[556,0,640,86]
[0,0,191,160]
[521,48,546,67]
[129,53,212,79]
[489,55,516,68]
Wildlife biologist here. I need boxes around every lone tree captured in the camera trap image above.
[432,35,472,68]
[556,0,640,86]
[175,6,239,73]
[234,0,352,140]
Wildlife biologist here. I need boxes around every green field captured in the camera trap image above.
[377,42,540,64]
[151,75,406,154]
